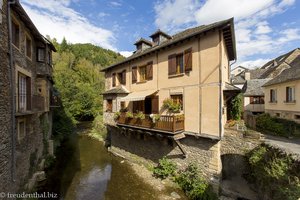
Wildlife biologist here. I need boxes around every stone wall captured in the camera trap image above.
[0,0,14,193]
[107,125,222,186]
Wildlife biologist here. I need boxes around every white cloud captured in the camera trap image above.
[119,51,133,57]
[154,0,298,68]
[110,1,122,7]
[98,12,110,18]
[21,0,116,50]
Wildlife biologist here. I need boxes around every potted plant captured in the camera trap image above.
[135,111,145,121]
[125,111,134,119]
[150,114,160,123]
[114,111,121,121]
[163,98,181,113]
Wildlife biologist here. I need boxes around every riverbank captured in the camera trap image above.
[88,131,188,200]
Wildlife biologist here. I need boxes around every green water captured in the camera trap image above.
[40,123,163,200]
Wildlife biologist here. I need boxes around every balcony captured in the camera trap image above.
[116,113,184,134]
[16,94,46,115]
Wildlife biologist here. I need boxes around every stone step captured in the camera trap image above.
[173,133,186,140]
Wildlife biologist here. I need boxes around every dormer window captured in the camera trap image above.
[150,29,172,45]
[134,38,152,52]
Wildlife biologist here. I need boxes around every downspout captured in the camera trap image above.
[8,0,16,182]
[218,31,223,139]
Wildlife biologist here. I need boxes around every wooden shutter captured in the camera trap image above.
[26,77,31,110]
[184,48,192,72]
[168,54,176,75]
[250,97,254,104]
[132,66,137,83]
[122,70,126,85]
[151,96,159,114]
[112,73,116,87]
[147,61,153,80]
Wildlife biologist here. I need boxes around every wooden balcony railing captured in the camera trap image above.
[117,113,184,134]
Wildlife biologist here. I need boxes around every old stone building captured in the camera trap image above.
[0,0,56,192]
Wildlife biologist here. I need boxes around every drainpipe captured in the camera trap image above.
[8,0,16,182]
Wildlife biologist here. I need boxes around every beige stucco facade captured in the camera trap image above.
[264,80,300,122]
[103,27,234,138]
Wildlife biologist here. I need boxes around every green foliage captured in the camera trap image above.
[230,93,243,120]
[135,111,145,120]
[114,111,121,120]
[246,144,300,200]
[89,114,107,140]
[256,113,300,137]
[125,112,134,119]
[175,163,217,200]
[150,114,161,123]
[44,155,56,170]
[163,98,181,113]
[51,37,124,122]
[153,157,177,179]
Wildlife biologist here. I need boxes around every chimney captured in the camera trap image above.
[134,38,152,52]
[150,29,172,46]
[245,71,251,80]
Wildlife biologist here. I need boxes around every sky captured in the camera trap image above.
[20,0,300,69]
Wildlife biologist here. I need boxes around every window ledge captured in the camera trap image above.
[136,80,147,84]
[168,73,185,78]
[284,100,296,104]
[268,101,277,104]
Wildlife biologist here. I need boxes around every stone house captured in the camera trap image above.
[263,65,300,122]
[0,0,56,192]
[101,18,237,187]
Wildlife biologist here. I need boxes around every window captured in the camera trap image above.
[12,20,20,48]
[139,66,146,82]
[112,73,116,87]
[276,113,280,117]
[294,115,300,120]
[18,73,31,112]
[168,48,192,76]
[133,101,144,113]
[270,89,277,103]
[171,94,183,110]
[250,96,264,104]
[25,35,32,59]
[121,70,126,85]
[47,51,52,65]
[17,119,26,141]
[132,66,137,83]
[286,87,295,103]
[176,54,184,74]
[37,48,45,62]
[106,100,112,112]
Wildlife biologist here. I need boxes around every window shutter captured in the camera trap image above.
[151,96,159,114]
[112,73,116,87]
[168,54,176,75]
[26,77,31,110]
[147,61,153,80]
[250,97,254,104]
[132,66,137,83]
[184,48,192,72]
[122,70,126,85]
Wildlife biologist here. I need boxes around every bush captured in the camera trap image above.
[246,144,300,200]
[175,163,217,200]
[230,93,242,120]
[150,114,161,123]
[153,157,177,179]
[114,112,121,120]
[256,113,300,137]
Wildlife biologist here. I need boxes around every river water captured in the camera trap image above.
[40,123,166,200]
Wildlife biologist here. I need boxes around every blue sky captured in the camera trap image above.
[21,0,300,68]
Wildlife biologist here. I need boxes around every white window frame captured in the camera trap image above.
[270,89,277,103]
[18,73,27,111]
[286,86,295,102]
[37,48,45,62]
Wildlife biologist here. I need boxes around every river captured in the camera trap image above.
[39,122,173,200]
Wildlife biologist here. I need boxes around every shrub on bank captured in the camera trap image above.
[256,113,300,137]
[246,144,300,200]
[153,158,217,199]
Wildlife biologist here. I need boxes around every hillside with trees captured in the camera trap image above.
[50,37,124,141]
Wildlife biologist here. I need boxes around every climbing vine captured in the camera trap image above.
[230,93,243,120]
